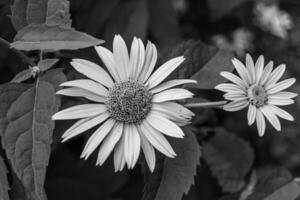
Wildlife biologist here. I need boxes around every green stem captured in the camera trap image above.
[0,37,35,66]
[184,100,227,108]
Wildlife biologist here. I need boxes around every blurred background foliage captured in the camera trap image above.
[1,0,300,199]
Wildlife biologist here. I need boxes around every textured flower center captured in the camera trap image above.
[105,80,153,123]
[248,85,267,107]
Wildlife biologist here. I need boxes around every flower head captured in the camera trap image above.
[215,54,297,136]
[52,35,196,172]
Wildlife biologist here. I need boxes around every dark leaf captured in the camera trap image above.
[142,126,201,200]
[248,167,300,200]
[10,0,28,31]
[11,24,104,51]
[208,0,250,21]
[46,0,72,27]
[26,0,48,24]
[202,128,254,192]
[0,155,10,200]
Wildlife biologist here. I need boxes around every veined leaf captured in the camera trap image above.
[26,0,48,25]
[11,69,33,83]
[11,24,104,51]
[142,127,201,200]
[202,128,254,192]
[1,70,66,200]
[0,155,10,200]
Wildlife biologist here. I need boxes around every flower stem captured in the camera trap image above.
[184,100,227,108]
[0,37,35,66]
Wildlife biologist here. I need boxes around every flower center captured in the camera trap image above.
[247,85,267,107]
[105,80,153,123]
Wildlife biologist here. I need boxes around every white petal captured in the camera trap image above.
[97,122,123,166]
[152,102,194,122]
[264,64,286,88]
[215,83,245,93]
[268,91,298,99]
[246,54,256,84]
[223,100,249,112]
[52,104,107,120]
[255,55,264,84]
[113,35,130,80]
[124,125,141,169]
[259,61,274,85]
[267,105,294,121]
[268,98,294,106]
[247,104,257,125]
[256,109,266,136]
[71,59,114,88]
[152,88,194,103]
[266,78,296,94]
[114,134,126,172]
[129,37,145,79]
[140,42,157,82]
[62,112,110,142]
[138,121,176,157]
[81,118,115,159]
[147,56,185,89]
[232,58,251,84]
[146,111,185,138]
[57,87,106,102]
[95,46,120,81]
[223,93,247,101]
[260,106,281,131]
[220,71,247,88]
[140,132,156,172]
[60,79,108,97]
[150,79,197,94]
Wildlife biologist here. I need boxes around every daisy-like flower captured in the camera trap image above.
[52,35,196,172]
[215,54,297,136]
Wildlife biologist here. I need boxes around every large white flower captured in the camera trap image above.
[52,35,196,172]
[215,54,297,136]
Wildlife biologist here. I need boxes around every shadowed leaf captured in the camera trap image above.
[203,128,254,192]
[10,0,29,31]
[0,155,9,200]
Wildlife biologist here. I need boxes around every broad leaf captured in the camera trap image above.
[248,167,300,200]
[26,0,48,25]
[11,24,104,51]
[142,127,201,200]
[10,0,28,31]
[202,128,254,192]
[0,155,10,200]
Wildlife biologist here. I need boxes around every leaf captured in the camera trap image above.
[142,126,201,200]
[38,58,59,72]
[208,0,250,21]
[202,128,254,192]
[10,0,28,31]
[0,155,10,200]
[248,167,300,200]
[11,69,33,83]
[188,49,235,89]
[11,24,104,51]
[165,40,234,89]
[0,70,65,200]
[45,0,72,27]
[26,0,48,25]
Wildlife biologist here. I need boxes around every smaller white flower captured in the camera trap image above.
[215,54,297,136]
[254,2,293,39]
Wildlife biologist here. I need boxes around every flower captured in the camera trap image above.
[52,35,196,172]
[254,2,293,39]
[215,54,297,136]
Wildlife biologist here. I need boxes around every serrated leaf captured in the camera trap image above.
[142,126,201,200]
[10,0,29,31]
[26,0,48,24]
[11,69,33,83]
[248,167,300,200]
[46,0,72,27]
[202,128,254,192]
[0,155,10,200]
[11,24,104,51]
